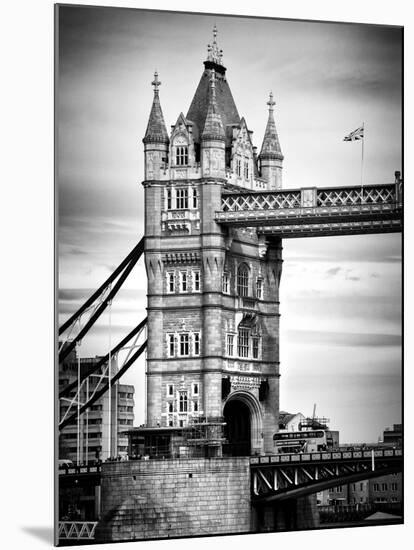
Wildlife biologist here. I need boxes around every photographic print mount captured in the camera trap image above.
[56,6,403,545]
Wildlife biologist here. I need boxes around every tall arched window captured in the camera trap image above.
[237,264,249,297]
[179,391,188,412]
[176,146,188,165]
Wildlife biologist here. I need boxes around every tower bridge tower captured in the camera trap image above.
[142,27,283,456]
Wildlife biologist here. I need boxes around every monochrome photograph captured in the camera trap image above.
[55,4,402,545]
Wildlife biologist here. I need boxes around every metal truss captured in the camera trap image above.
[59,237,144,364]
[216,181,402,236]
[222,189,301,211]
[317,185,395,207]
[250,449,403,504]
[58,521,98,540]
[59,320,147,430]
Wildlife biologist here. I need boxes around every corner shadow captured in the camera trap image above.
[21,526,54,544]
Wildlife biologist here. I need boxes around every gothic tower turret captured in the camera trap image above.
[201,69,226,179]
[259,92,284,190]
[143,72,169,181]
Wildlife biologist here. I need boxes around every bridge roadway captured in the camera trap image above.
[215,180,402,238]
[59,448,403,498]
[250,448,403,504]
[58,449,402,539]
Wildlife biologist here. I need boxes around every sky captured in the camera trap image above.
[57,5,402,443]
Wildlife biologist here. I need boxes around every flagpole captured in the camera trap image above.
[361,122,364,202]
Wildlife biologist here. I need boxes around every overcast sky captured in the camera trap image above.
[57,5,402,443]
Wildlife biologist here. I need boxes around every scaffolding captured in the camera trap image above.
[183,417,227,447]
[300,417,330,430]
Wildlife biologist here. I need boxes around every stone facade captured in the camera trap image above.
[96,458,251,541]
[142,28,284,456]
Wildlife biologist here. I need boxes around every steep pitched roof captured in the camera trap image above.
[279,413,296,427]
[143,72,169,145]
[260,92,283,160]
[186,67,240,147]
[187,25,240,146]
[171,112,193,133]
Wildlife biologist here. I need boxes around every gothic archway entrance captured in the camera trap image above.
[223,399,251,456]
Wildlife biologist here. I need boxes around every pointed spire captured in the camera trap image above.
[206,25,224,66]
[201,69,225,141]
[260,92,283,160]
[143,71,169,144]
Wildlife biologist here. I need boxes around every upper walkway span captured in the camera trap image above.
[216,177,402,238]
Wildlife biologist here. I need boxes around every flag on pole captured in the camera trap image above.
[343,126,364,141]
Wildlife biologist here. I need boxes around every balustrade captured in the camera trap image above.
[250,448,402,465]
[58,521,98,540]
[221,184,398,214]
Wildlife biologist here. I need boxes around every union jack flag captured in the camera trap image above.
[343,126,364,141]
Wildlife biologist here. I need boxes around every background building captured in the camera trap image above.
[59,344,135,463]
[383,424,402,448]
[278,411,305,432]
[320,424,402,509]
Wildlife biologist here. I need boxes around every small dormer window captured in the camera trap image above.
[176,146,188,166]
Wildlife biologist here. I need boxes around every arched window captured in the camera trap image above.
[176,146,188,165]
[237,264,249,297]
[179,391,188,413]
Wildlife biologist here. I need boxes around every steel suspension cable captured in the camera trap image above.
[59,245,143,364]
[59,238,144,336]
[59,340,147,430]
[59,317,147,398]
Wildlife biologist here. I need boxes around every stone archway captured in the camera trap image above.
[223,391,263,456]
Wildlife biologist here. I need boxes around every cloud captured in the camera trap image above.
[285,328,401,348]
[58,288,146,316]
[69,247,88,256]
[326,266,341,276]
[59,288,87,301]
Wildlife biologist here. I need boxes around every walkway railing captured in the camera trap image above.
[58,464,102,475]
[250,448,402,466]
[58,521,98,540]
[220,183,400,213]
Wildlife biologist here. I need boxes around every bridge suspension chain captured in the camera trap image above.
[58,237,147,431]
[59,237,145,364]
[59,334,147,431]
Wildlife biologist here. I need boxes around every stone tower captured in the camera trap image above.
[142,27,283,455]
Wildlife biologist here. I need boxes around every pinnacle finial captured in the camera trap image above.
[267,91,275,112]
[206,25,223,65]
[210,68,216,90]
[209,68,217,103]
[152,71,161,94]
